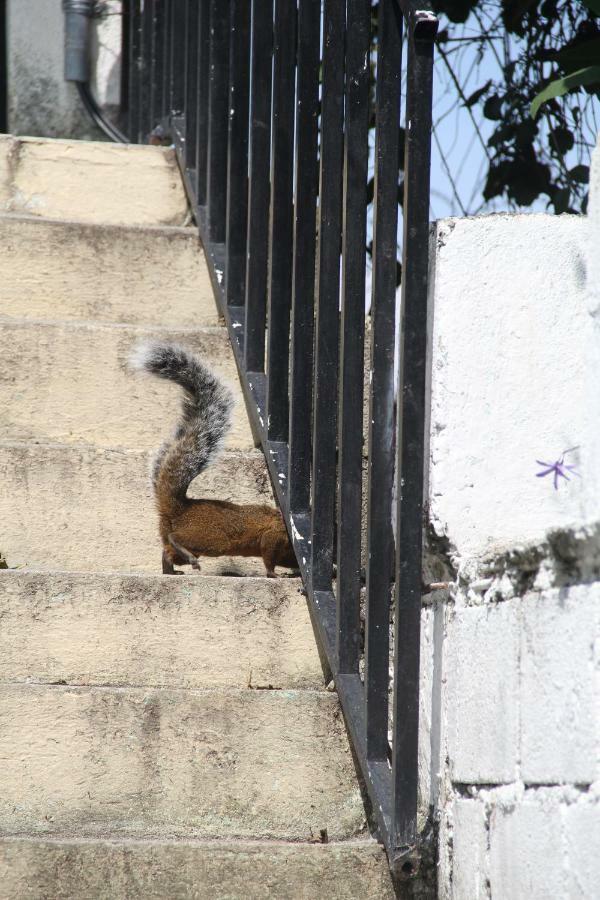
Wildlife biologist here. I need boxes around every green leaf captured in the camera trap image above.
[514,120,538,147]
[556,38,600,71]
[502,0,538,35]
[569,164,590,183]
[483,161,511,201]
[432,0,478,24]
[463,80,491,108]
[488,123,515,148]
[540,0,557,17]
[483,94,504,120]
[398,127,406,166]
[366,176,374,205]
[551,187,571,214]
[549,126,575,154]
[582,0,600,16]
[530,66,600,117]
[507,159,552,205]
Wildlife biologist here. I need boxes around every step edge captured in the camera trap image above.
[0,439,265,459]
[0,133,175,153]
[0,682,334,700]
[0,835,381,851]
[0,316,225,336]
[0,570,301,587]
[0,210,198,240]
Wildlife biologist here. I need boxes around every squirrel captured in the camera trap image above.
[130,341,297,577]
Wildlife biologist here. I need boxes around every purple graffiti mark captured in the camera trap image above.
[536,447,581,491]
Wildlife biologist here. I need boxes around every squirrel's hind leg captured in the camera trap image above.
[260,534,279,578]
[162,548,184,575]
[168,533,201,571]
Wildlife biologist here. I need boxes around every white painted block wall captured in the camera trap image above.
[422,134,600,899]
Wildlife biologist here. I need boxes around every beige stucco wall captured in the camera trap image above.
[7,0,122,139]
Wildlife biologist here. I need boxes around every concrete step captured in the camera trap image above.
[0,214,219,328]
[0,442,279,575]
[0,318,253,450]
[0,572,321,690]
[0,136,189,227]
[0,684,364,841]
[0,837,395,899]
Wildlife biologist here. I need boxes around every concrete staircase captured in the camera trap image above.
[0,137,394,898]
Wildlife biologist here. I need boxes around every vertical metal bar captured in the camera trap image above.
[139,0,153,140]
[161,0,172,120]
[364,0,402,761]
[336,0,370,672]
[119,0,130,136]
[266,0,296,440]
[288,0,320,512]
[244,0,274,373]
[149,0,165,132]
[207,0,230,241]
[391,14,437,861]
[195,0,210,204]
[170,0,186,115]
[185,0,199,169]
[127,0,142,141]
[310,0,345,591]
[0,1,6,134]
[225,0,251,305]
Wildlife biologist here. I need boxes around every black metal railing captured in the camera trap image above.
[0,0,7,135]
[122,0,437,877]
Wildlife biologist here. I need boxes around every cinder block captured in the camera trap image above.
[520,585,598,784]
[452,799,488,900]
[419,605,447,811]
[447,603,519,783]
[563,801,600,898]
[489,798,566,899]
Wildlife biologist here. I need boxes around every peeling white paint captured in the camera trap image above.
[289,516,304,544]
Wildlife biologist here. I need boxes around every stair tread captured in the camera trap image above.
[0,136,189,227]
[0,571,320,690]
[0,442,279,575]
[0,317,253,450]
[0,683,364,842]
[0,136,380,890]
[0,213,219,327]
[0,836,395,899]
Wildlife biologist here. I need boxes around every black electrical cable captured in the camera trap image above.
[76,81,128,143]
[63,0,128,144]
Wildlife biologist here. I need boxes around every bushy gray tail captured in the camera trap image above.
[130,341,233,507]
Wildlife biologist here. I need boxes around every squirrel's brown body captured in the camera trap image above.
[131,341,297,577]
[159,496,297,577]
